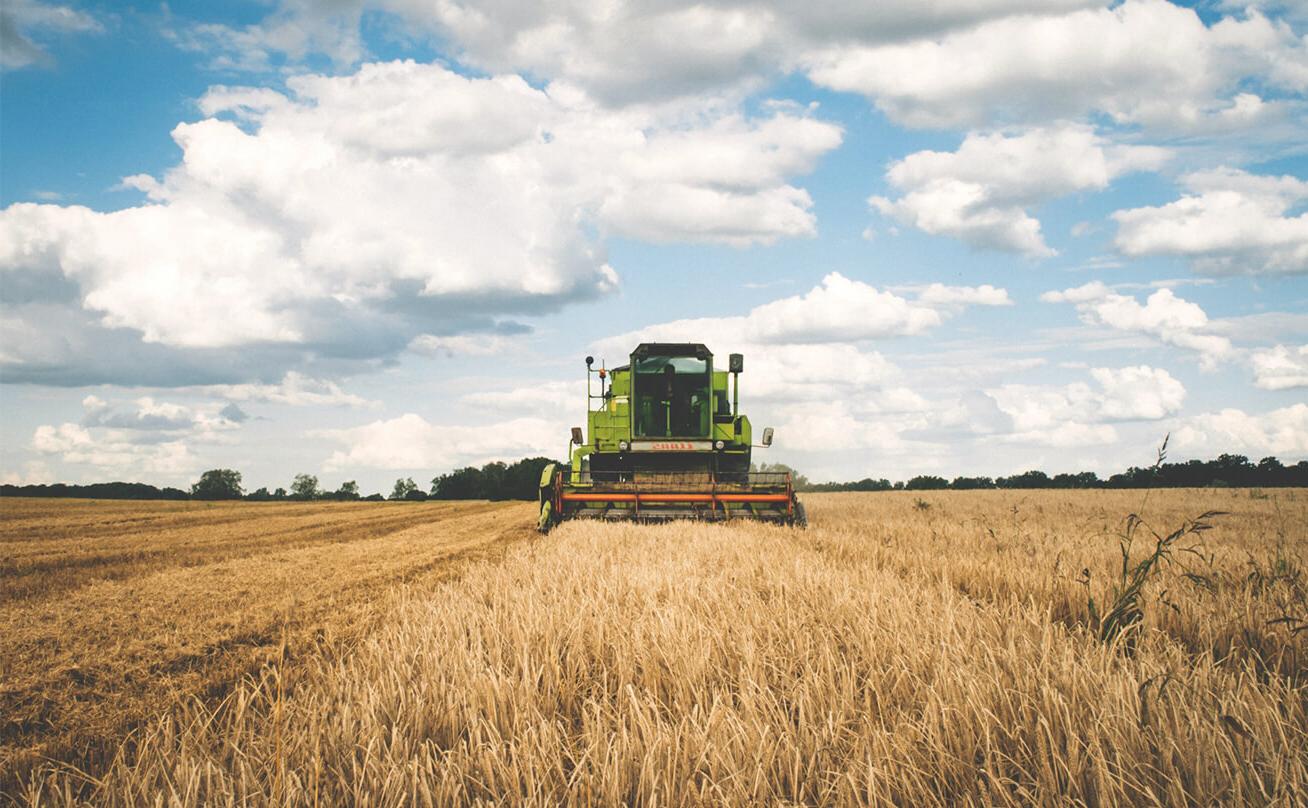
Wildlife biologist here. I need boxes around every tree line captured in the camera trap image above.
[4,453,1303,502]
[798,454,1308,492]
[1,457,561,502]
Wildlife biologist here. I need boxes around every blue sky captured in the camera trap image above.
[2,0,1306,494]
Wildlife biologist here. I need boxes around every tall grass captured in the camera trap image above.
[20,490,1306,806]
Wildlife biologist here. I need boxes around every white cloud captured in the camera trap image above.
[870,125,1170,256]
[1252,344,1308,390]
[805,0,1308,131]
[0,61,839,364]
[377,0,1097,104]
[1090,365,1188,420]
[597,114,841,246]
[80,395,239,432]
[28,393,239,477]
[1173,403,1308,457]
[200,372,375,408]
[316,412,562,471]
[769,400,930,453]
[1042,283,1234,368]
[408,334,517,358]
[986,365,1185,446]
[914,283,1013,307]
[595,273,1018,408]
[596,273,944,358]
[0,0,101,70]
[1112,168,1308,275]
[463,381,583,417]
[166,0,365,73]
[1,461,55,486]
[744,272,941,343]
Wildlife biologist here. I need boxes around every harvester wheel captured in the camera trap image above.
[537,500,553,534]
[794,500,808,529]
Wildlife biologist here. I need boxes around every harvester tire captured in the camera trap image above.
[537,501,553,534]
[794,500,808,529]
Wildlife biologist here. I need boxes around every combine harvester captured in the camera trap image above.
[537,343,805,531]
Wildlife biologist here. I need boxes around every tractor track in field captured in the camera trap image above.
[0,498,536,793]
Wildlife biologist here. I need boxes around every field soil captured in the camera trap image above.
[0,497,535,792]
[4,489,1307,805]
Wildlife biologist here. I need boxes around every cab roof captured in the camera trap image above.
[631,343,712,360]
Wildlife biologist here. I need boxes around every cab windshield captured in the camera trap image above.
[633,355,710,437]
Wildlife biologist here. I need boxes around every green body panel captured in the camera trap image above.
[572,362,752,474]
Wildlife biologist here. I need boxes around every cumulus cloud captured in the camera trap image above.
[366,0,1098,104]
[30,394,244,478]
[0,0,101,70]
[0,60,841,384]
[166,0,365,73]
[1,461,55,486]
[32,422,196,476]
[594,273,1015,406]
[199,372,375,408]
[170,0,1305,135]
[80,395,226,432]
[806,0,1308,130]
[1173,403,1308,456]
[1042,282,1235,368]
[594,273,944,359]
[914,283,1013,307]
[986,365,1185,446]
[463,381,583,417]
[745,273,941,343]
[316,413,561,471]
[871,125,1170,256]
[1112,168,1308,275]
[408,334,518,358]
[1252,344,1308,390]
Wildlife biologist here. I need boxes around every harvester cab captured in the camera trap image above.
[537,343,806,531]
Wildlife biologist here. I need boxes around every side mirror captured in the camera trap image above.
[729,353,744,373]
[762,427,774,447]
[571,427,584,445]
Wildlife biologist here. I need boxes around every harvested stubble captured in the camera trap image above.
[1,498,536,793]
[18,489,1306,806]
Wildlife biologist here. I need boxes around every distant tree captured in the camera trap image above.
[362,492,385,501]
[998,470,1052,489]
[904,475,949,490]
[246,486,272,501]
[802,477,893,492]
[501,457,557,499]
[430,457,559,500]
[431,467,481,499]
[950,476,995,490]
[753,462,810,490]
[291,474,320,500]
[390,477,418,500]
[191,469,244,500]
[404,488,429,501]
[334,480,360,501]
[1051,471,1100,489]
[272,487,288,500]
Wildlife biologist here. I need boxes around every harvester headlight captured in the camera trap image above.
[714,440,725,450]
[619,441,629,452]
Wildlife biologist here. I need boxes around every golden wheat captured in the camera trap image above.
[0,498,535,792]
[11,489,1305,806]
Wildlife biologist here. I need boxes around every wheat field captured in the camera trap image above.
[5,489,1307,806]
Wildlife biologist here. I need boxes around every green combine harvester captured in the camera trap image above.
[537,343,805,531]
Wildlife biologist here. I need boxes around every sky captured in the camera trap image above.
[1,0,1307,495]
